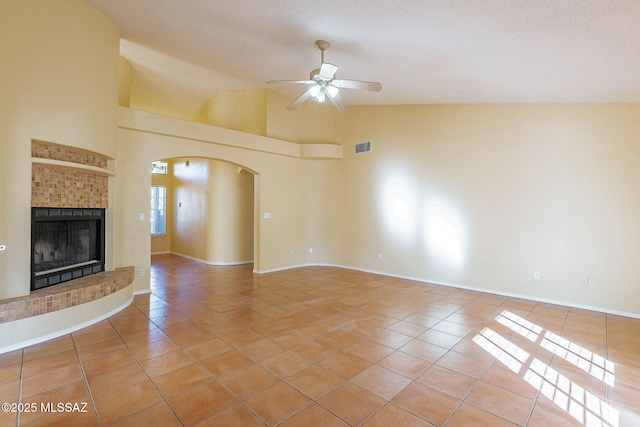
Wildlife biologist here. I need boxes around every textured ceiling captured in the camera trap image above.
[86,0,640,117]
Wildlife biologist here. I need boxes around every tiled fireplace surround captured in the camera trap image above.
[0,141,133,325]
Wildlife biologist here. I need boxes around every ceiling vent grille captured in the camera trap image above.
[355,141,372,154]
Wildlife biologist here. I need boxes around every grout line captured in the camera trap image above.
[69,333,102,426]
[107,306,186,426]
[15,350,24,427]
[605,312,610,413]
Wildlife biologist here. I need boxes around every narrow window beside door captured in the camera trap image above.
[150,185,166,235]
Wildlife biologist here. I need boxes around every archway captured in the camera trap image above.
[150,157,258,268]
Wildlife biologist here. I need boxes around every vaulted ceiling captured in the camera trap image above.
[86,0,640,117]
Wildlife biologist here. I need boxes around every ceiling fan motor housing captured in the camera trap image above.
[316,40,330,51]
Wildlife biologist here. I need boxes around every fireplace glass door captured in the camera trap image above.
[31,208,105,290]
[33,220,98,273]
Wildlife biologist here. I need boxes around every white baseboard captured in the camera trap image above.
[256,262,640,320]
[155,254,640,320]
[253,263,316,274]
[170,251,253,266]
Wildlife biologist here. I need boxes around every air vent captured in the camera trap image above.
[355,141,372,154]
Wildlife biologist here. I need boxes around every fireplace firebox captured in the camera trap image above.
[31,208,105,291]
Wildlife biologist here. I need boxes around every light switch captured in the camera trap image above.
[263,213,271,219]
[139,212,145,221]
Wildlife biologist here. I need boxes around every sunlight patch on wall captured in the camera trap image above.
[423,200,467,269]
[378,171,418,244]
[377,167,468,269]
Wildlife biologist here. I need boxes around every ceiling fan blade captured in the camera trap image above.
[327,91,350,113]
[266,79,315,85]
[286,89,313,110]
[319,63,338,79]
[332,79,382,92]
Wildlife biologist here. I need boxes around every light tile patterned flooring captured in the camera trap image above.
[1,254,640,426]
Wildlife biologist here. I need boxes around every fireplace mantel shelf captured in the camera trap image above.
[31,158,115,176]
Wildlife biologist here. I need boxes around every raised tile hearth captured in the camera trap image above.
[0,267,134,324]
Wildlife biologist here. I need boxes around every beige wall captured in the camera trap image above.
[304,159,345,264]
[118,56,132,107]
[340,104,640,315]
[0,0,120,299]
[195,89,267,136]
[265,91,344,145]
[206,161,254,263]
[195,88,344,145]
[171,158,209,259]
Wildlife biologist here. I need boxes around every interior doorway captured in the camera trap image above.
[150,157,256,267]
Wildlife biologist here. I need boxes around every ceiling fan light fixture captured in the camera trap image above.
[326,85,339,98]
[309,85,321,98]
[266,39,381,112]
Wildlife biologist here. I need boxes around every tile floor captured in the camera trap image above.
[1,254,640,426]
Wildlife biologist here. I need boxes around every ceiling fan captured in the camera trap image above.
[266,40,382,113]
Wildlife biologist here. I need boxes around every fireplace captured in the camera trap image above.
[31,208,105,291]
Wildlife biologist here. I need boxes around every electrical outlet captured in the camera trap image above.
[289,249,294,255]
[533,271,540,280]
[580,276,589,286]
[309,248,313,254]
[378,253,383,260]
[139,268,145,277]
